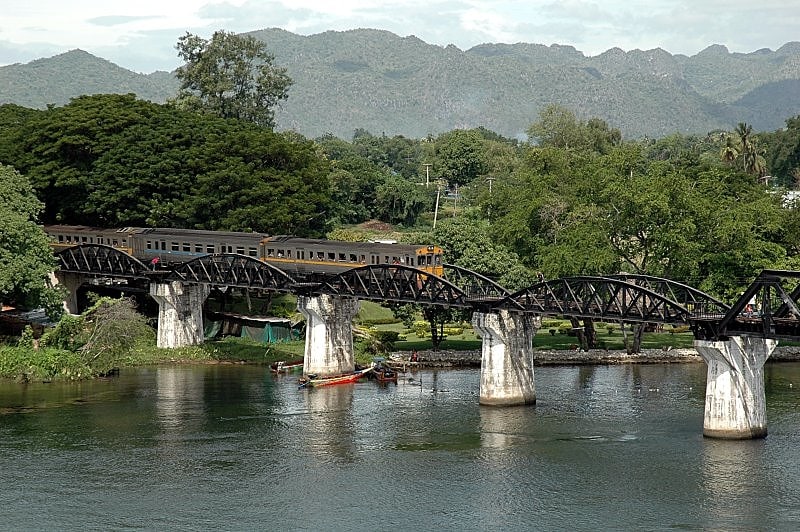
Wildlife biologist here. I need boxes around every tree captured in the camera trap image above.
[0,164,63,318]
[434,129,487,187]
[173,30,292,128]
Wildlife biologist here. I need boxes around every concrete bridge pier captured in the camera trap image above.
[297,294,360,377]
[150,281,210,348]
[472,310,540,406]
[50,271,83,314]
[694,337,776,439]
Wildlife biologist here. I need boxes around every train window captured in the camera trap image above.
[349,254,357,262]
[267,248,275,257]
[89,237,94,243]
[182,243,190,252]
[328,252,335,261]
[146,240,152,249]
[227,246,233,253]
[58,235,64,243]
[161,241,166,251]
[112,239,119,246]
[360,255,366,263]
[339,253,346,261]
[408,257,415,266]
[195,244,203,253]
[98,237,103,244]
[248,247,258,257]
[122,239,127,246]
[317,252,324,260]
[236,247,245,255]
[435,255,442,265]
[299,251,305,260]
[207,245,214,254]
[82,236,88,243]
[384,256,390,263]
[171,242,179,251]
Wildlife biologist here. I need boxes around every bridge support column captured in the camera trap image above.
[694,337,776,439]
[472,310,539,406]
[50,271,83,314]
[297,294,360,377]
[150,281,210,348]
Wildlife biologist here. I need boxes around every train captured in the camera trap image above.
[44,225,445,279]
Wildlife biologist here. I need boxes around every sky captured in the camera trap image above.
[2,0,799,73]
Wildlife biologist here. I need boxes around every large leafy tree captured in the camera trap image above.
[0,164,62,317]
[434,129,487,187]
[0,95,333,236]
[173,30,292,129]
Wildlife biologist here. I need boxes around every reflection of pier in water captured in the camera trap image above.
[301,384,357,461]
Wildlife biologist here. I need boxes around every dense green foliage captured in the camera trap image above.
[0,164,62,316]
[0,95,332,235]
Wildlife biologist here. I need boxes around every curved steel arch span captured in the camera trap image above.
[169,254,297,291]
[608,273,730,316]
[318,264,472,307]
[442,264,511,300]
[56,244,149,278]
[496,276,693,324]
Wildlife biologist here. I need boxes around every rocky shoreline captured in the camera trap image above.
[391,346,800,367]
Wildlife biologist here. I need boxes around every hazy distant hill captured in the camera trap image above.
[2,29,800,140]
[0,50,178,109]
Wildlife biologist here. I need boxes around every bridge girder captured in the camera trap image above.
[608,273,730,316]
[56,244,149,278]
[169,254,297,291]
[496,276,692,324]
[318,264,471,307]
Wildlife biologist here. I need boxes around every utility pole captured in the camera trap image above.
[433,180,442,229]
[485,176,495,194]
[423,163,432,187]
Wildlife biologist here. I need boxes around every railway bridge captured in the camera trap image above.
[54,244,800,440]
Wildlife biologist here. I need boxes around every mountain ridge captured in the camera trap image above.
[2,29,799,139]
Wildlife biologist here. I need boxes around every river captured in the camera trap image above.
[1,362,799,530]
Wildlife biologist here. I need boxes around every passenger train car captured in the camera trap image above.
[44,225,444,279]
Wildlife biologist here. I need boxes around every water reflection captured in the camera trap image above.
[301,384,357,462]
[479,406,532,450]
[700,439,770,528]
[155,367,205,430]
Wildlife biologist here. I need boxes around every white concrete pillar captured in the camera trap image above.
[694,336,776,439]
[150,281,210,348]
[297,294,360,377]
[50,271,83,314]
[472,310,540,406]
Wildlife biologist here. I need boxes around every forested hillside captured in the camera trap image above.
[1,29,799,139]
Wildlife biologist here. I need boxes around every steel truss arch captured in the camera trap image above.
[169,254,297,291]
[56,244,149,278]
[496,276,692,324]
[608,273,730,316]
[442,263,511,302]
[318,264,471,307]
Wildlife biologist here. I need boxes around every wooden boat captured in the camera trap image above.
[270,359,304,373]
[373,365,398,383]
[298,366,373,388]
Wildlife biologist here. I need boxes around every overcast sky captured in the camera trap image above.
[2,0,799,73]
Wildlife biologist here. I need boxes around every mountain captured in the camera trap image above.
[2,30,800,140]
[0,49,178,109]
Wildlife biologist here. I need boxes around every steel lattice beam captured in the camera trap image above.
[496,276,692,324]
[319,264,471,307]
[169,254,296,290]
[56,244,149,278]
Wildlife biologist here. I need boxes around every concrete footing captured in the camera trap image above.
[297,294,360,377]
[472,310,539,406]
[150,281,210,348]
[694,336,776,439]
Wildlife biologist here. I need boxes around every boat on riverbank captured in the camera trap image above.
[298,366,373,388]
[270,359,304,373]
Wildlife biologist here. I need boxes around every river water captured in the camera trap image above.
[1,361,800,531]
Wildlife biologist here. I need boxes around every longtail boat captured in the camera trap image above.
[298,366,373,388]
[373,365,398,383]
[270,359,304,374]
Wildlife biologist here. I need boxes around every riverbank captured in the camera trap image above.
[391,345,800,367]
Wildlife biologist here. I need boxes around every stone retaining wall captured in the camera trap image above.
[391,346,800,367]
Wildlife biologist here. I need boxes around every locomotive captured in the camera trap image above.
[44,225,445,279]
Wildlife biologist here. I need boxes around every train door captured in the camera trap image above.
[295,247,306,276]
